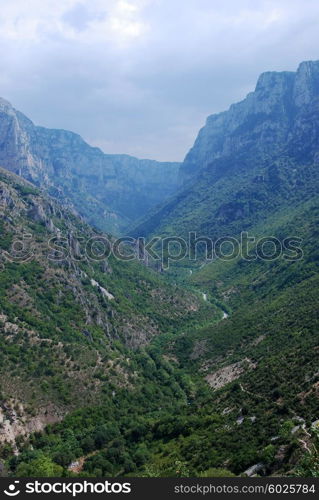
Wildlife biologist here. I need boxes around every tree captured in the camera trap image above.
[16,454,63,477]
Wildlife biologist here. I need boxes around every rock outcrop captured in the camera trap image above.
[180,60,319,182]
[0,98,180,234]
[133,60,319,239]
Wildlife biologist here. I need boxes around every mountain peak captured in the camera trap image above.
[0,96,15,113]
[255,70,295,93]
[254,60,319,94]
[297,59,319,72]
[181,60,319,180]
[294,59,319,106]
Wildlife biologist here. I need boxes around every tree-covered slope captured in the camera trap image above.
[148,199,319,476]
[1,60,319,479]
[119,60,319,478]
[0,167,218,470]
[4,190,318,478]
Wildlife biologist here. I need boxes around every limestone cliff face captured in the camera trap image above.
[0,98,180,234]
[133,60,319,239]
[180,60,319,182]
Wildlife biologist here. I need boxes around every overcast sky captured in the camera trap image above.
[0,0,318,161]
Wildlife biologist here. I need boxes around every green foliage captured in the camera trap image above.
[13,183,39,197]
[0,221,13,250]
[15,454,63,477]
[261,445,276,466]
[295,429,319,477]
[199,468,236,477]
[1,156,319,479]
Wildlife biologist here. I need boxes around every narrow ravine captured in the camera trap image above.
[201,291,229,320]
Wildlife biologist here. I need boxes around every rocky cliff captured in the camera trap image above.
[0,98,180,234]
[133,60,319,238]
[180,60,319,182]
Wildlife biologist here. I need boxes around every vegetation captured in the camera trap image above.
[0,159,318,478]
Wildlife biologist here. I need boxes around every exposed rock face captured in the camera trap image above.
[0,97,180,234]
[133,60,319,239]
[180,60,319,182]
[205,359,256,390]
[0,401,63,451]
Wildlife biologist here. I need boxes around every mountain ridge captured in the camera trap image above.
[0,98,180,235]
[181,60,319,182]
[1,59,319,478]
[132,60,319,240]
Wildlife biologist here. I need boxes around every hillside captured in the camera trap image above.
[1,166,318,478]
[47,197,318,479]
[0,167,219,474]
[0,60,318,479]
[132,61,319,240]
[0,98,180,234]
[123,60,319,477]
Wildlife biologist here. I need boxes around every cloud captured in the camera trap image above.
[0,0,318,160]
[0,0,149,43]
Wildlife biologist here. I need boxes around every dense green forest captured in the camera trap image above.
[0,165,318,477]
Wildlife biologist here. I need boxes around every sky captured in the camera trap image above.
[0,0,318,161]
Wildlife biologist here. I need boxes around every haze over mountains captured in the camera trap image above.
[0,97,180,235]
[1,60,318,241]
[0,60,319,477]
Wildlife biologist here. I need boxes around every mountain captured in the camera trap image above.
[1,60,319,478]
[132,60,319,240]
[0,98,180,235]
[161,197,319,476]
[181,60,319,181]
[4,192,318,478]
[0,167,218,474]
[121,60,319,476]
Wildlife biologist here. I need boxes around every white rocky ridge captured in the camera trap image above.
[90,278,114,300]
